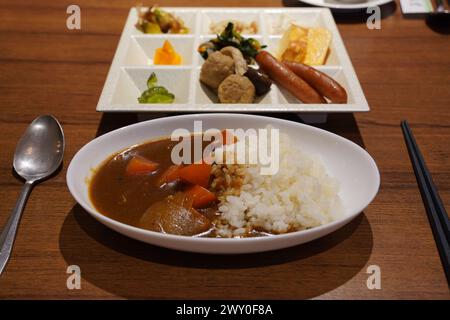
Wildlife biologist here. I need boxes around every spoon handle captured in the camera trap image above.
[0,180,34,276]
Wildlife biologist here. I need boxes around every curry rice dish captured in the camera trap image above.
[89,130,343,238]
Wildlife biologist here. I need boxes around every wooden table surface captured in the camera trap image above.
[0,0,449,299]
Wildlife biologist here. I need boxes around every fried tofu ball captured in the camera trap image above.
[200,51,235,90]
[218,74,255,103]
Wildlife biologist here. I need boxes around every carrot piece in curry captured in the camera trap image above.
[125,156,159,176]
[186,185,217,208]
[157,164,182,186]
[178,162,212,188]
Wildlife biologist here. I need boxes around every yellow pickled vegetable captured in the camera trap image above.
[153,40,182,65]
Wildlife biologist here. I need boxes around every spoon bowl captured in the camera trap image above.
[13,115,64,181]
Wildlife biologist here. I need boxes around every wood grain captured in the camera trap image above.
[0,0,449,299]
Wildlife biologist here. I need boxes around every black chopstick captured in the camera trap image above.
[401,120,450,286]
[402,121,450,241]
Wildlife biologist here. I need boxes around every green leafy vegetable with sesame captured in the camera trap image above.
[198,22,266,61]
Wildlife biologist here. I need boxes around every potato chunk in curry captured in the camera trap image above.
[138,192,212,236]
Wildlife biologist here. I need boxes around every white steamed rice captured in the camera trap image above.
[214,131,343,237]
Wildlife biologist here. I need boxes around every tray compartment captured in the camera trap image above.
[111,67,192,105]
[121,37,148,66]
[265,35,340,66]
[195,35,264,66]
[199,9,263,36]
[193,67,273,105]
[130,8,198,36]
[123,35,196,66]
[97,7,369,114]
[275,66,354,104]
[263,9,324,36]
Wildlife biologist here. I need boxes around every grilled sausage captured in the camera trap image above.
[283,61,347,103]
[255,51,326,104]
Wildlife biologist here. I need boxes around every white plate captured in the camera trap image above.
[96,7,369,114]
[67,114,380,254]
[299,0,393,10]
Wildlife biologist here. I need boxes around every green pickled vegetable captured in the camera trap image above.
[139,92,174,104]
[147,72,158,88]
[138,72,175,104]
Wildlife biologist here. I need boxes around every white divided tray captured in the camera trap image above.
[97,7,369,119]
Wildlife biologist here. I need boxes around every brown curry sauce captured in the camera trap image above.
[89,136,269,238]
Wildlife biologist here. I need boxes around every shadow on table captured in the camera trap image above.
[94,112,365,148]
[426,15,450,35]
[95,113,139,137]
[59,204,373,299]
[282,0,397,23]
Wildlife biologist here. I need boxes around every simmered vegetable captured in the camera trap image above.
[218,74,255,104]
[199,51,234,90]
[136,5,189,34]
[198,24,270,104]
[220,46,248,76]
[138,72,175,104]
[244,67,272,96]
[138,192,211,236]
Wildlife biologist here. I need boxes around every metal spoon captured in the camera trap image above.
[0,115,64,276]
